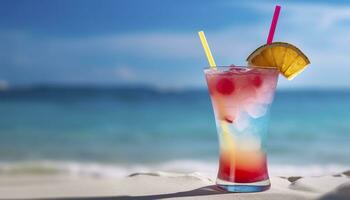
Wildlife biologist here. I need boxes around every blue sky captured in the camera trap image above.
[1,0,350,89]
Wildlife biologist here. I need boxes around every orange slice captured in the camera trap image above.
[247,42,310,80]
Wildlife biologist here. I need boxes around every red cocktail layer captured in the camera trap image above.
[218,149,268,183]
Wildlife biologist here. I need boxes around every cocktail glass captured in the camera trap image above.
[204,65,278,192]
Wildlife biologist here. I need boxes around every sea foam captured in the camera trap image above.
[0,160,348,178]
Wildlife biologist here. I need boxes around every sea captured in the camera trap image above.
[0,86,349,177]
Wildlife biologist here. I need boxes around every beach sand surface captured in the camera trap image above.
[0,171,349,200]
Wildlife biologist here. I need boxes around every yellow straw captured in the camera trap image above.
[198,31,217,69]
[198,32,232,144]
[220,121,235,151]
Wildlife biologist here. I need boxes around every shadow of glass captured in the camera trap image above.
[28,185,226,200]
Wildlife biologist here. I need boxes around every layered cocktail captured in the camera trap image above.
[205,66,278,192]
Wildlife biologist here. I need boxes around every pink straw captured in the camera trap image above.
[267,5,281,44]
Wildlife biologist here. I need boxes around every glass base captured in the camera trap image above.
[216,178,270,193]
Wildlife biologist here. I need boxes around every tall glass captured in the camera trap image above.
[204,66,278,192]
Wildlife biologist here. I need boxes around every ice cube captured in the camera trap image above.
[234,111,250,131]
[244,102,267,119]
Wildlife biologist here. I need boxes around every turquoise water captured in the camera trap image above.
[0,87,349,175]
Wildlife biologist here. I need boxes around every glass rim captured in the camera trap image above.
[204,65,278,72]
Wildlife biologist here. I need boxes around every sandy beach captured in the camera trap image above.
[0,170,349,200]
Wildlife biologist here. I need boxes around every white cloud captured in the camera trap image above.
[239,1,350,29]
[287,4,350,29]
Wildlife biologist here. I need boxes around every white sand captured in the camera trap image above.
[0,171,349,200]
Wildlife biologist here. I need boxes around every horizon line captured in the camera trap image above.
[1,84,350,92]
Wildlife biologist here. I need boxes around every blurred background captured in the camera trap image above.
[0,0,349,177]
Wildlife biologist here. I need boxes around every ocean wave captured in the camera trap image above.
[0,160,348,178]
